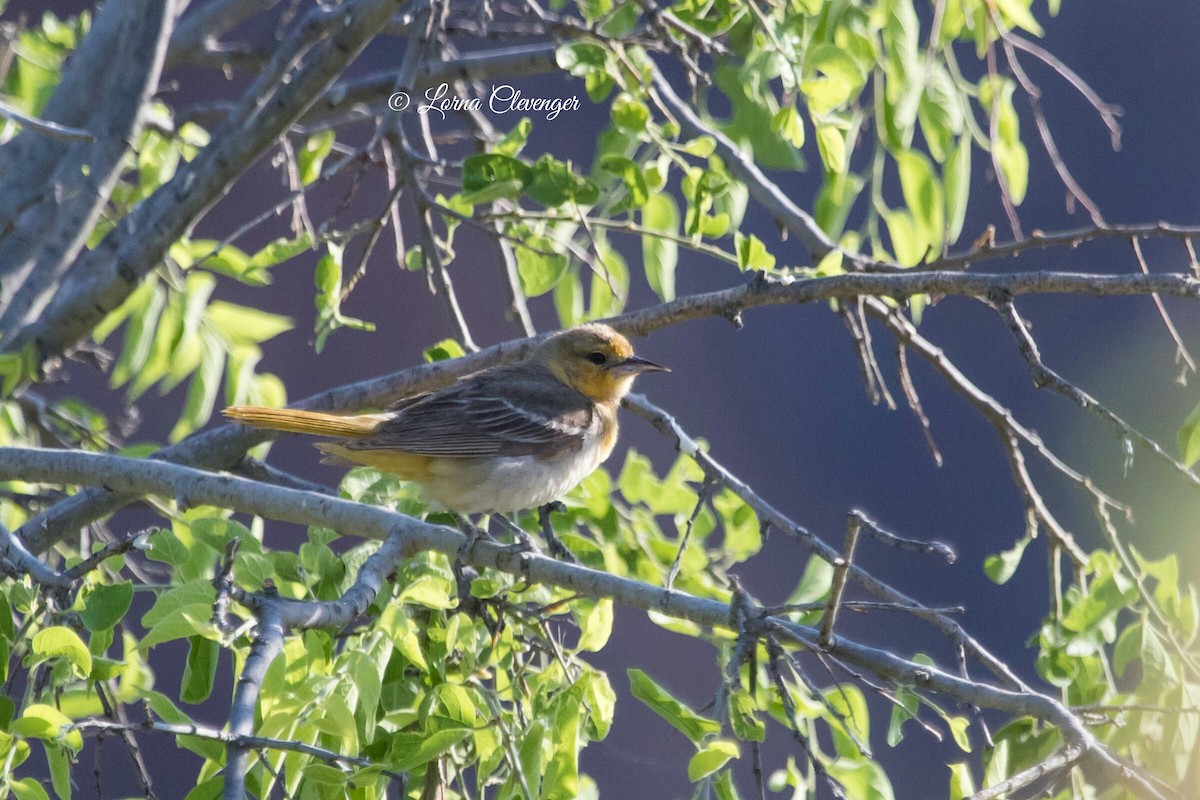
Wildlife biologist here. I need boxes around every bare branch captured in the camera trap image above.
[623,393,1029,690]
[994,295,1200,490]
[0,0,179,335]
[74,718,375,771]
[927,221,1200,272]
[225,602,285,800]
[168,0,280,69]
[6,0,406,363]
[1131,236,1197,378]
[865,296,1103,565]
[967,742,1085,800]
[819,515,862,648]
[16,267,1197,550]
[0,98,94,142]
[0,445,1175,798]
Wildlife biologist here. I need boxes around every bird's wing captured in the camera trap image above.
[345,364,596,458]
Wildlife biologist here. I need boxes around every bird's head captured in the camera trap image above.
[536,323,669,404]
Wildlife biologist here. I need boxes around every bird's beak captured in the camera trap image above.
[615,355,670,375]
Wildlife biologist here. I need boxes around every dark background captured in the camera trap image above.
[5,1,1200,797]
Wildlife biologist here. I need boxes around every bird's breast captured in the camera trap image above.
[420,429,612,514]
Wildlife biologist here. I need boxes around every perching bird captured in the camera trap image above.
[223,323,668,514]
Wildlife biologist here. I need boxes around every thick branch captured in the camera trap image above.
[17,268,1197,550]
[7,0,405,362]
[0,446,1169,799]
[0,0,179,335]
[224,604,283,800]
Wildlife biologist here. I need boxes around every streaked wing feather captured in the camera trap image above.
[344,364,595,458]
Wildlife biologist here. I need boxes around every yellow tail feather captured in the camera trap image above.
[222,406,383,438]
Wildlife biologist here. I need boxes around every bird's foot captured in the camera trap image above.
[537,502,578,563]
[491,514,543,556]
[453,513,493,566]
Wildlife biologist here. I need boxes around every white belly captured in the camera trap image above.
[419,438,608,514]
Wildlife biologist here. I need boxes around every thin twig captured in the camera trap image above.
[0,97,94,141]
[819,515,861,649]
[1131,236,1197,380]
[993,294,1200,490]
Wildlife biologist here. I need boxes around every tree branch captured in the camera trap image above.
[6,0,407,363]
[72,718,375,771]
[0,0,179,334]
[649,66,839,261]
[0,445,1167,798]
[224,604,284,800]
[16,268,1197,550]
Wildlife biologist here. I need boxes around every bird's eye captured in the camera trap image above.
[585,351,608,365]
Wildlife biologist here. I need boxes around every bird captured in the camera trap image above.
[222,323,668,515]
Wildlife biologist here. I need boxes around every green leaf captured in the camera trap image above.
[32,626,92,678]
[144,529,189,568]
[985,536,1030,584]
[688,740,739,782]
[944,136,971,244]
[516,237,569,296]
[771,106,806,148]
[528,155,600,207]
[462,153,532,194]
[493,118,532,157]
[826,758,894,800]
[246,233,314,273]
[628,668,720,744]
[168,332,224,442]
[206,301,293,344]
[397,574,454,609]
[895,150,944,260]
[389,729,471,772]
[995,138,1029,205]
[882,208,922,266]
[79,582,133,632]
[734,232,776,272]
[886,687,918,746]
[994,0,1044,35]
[948,762,976,800]
[712,63,803,170]
[572,598,613,652]
[713,770,740,800]
[815,124,847,174]
[139,604,213,650]
[581,670,616,740]
[587,239,629,319]
[302,763,349,787]
[110,280,166,388]
[182,778,223,800]
[611,93,649,132]
[641,193,679,301]
[600,155,649,208]
[825,684,870,759]
[727,692,765,743]
[806,44,866,108]
[554,271,584,327]
[12,704,82,751]
[181,636,219,704]
[45,742,71,800]
[298,131,335,185]
[10,778,52,800]
[1178,399,1200,467]
[423,338,465,363]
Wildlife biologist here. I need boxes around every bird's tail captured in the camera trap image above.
[222,406,382,438]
